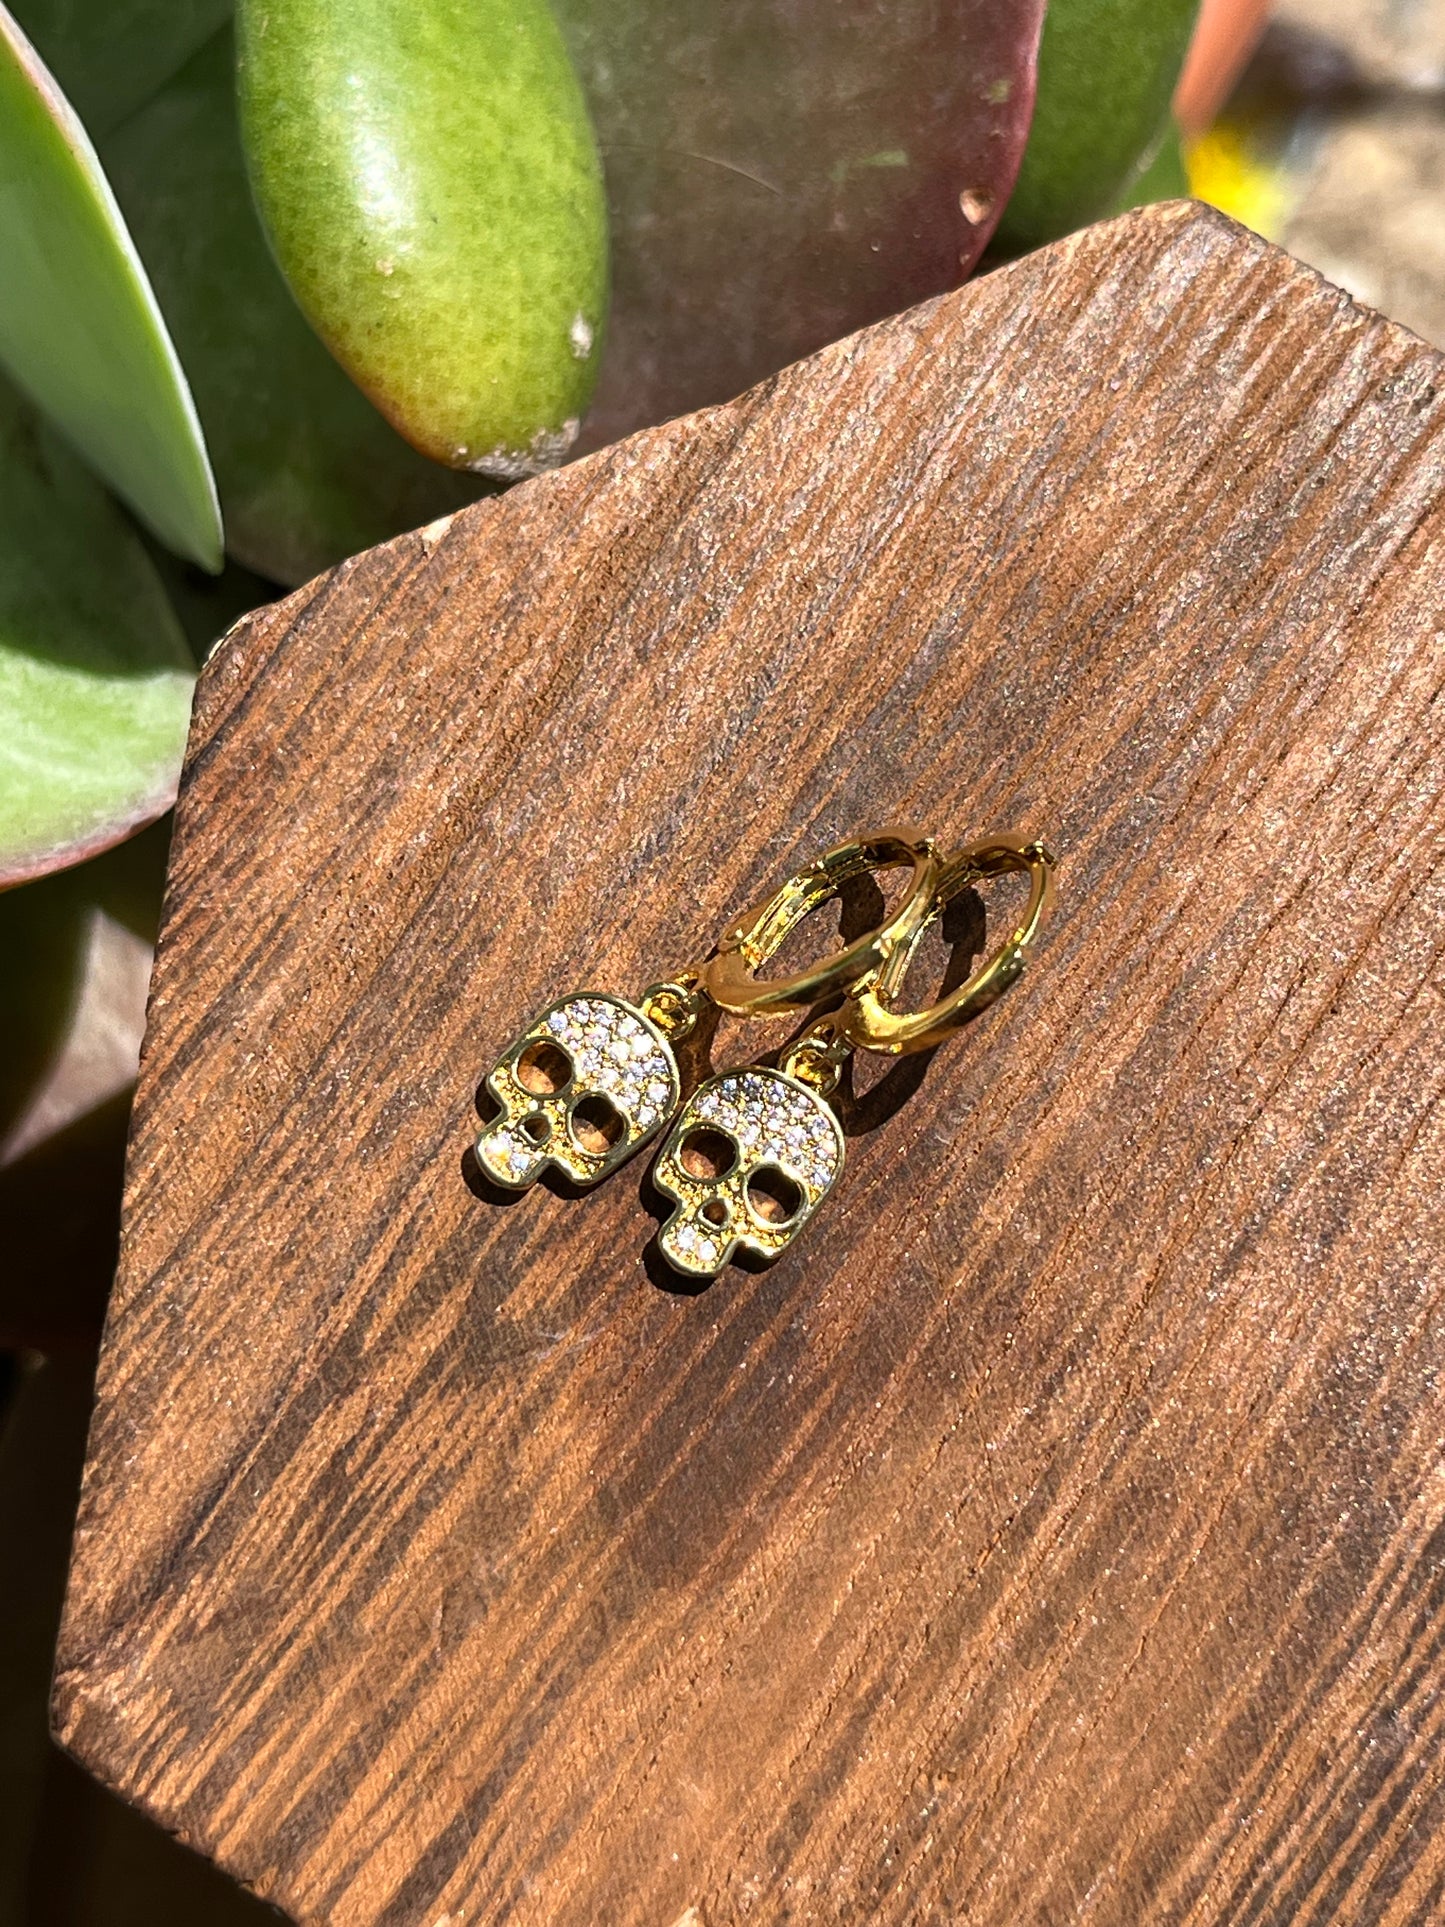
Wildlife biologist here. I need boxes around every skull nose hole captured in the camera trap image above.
[679,1127,738,1182]
[701,1198,729,1228]
[521,1113,552,1146]
[517,1039,573,1095]
[569,1092,625,1156]
[746,1165,805,1227]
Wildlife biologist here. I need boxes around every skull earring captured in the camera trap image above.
[473,831,944,1192]
[651,834,1056,1279]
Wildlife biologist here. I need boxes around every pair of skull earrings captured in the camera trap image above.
[474,829,1055,1280]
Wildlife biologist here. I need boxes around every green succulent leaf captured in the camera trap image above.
[7,0,229,136]
[0,5,222,568]
[997,0,1201,252]
[1108,121,1191,213]
[103,28,487,587]
[236,0,609,478]
[0,376,195,888]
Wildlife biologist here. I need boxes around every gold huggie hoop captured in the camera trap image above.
[652,829,1057,1278]
[839,834,1055,1056]
[700,829,944,1017]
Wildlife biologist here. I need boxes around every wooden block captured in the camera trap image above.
[54,202,1445,1926]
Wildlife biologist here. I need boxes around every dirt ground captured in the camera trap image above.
[1273,0,1445,344]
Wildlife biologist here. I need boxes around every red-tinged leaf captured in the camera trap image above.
[552,0,1046,452]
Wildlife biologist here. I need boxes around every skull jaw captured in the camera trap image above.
[475,1125,615,1189]
[476,1135,617,1190]
[655,1179,815,1279]
[475,1123,550,1190]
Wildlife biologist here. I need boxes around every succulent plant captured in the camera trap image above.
[0,0,1216,894]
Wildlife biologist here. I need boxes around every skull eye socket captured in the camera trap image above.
[746,1165,805,1228]
[569,1092,625,1156]
[517,1039,573,1095]
[679,1127,738,1182]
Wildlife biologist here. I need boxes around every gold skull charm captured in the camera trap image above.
[653,1067,844,1279]
[476,993,681,1190]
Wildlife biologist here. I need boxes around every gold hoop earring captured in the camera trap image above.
[700,830,944,1016]
[839,835,1055,1055]
[649,833,1056,1279]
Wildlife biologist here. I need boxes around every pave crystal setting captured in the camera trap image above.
[653,1067,844,1278]
[476,993,679,1189]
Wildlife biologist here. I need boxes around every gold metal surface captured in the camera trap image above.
[840,835,1056,1055]
[477,829,1056,1232]
[639,974,705,1041]
[700,830,943,1016]
[779,1017,851,1098]
[652,1066,846,1278]
[475,834,944,1193]
[475,993,683,1190]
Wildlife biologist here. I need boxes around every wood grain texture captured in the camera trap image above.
[54,202,1445,1927]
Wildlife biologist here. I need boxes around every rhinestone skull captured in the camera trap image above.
[476,994,680,1190]
[653,1067,845,1278]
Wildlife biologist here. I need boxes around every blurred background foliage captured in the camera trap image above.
[3,0,1442,1915]
[1189,0,1445,350]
